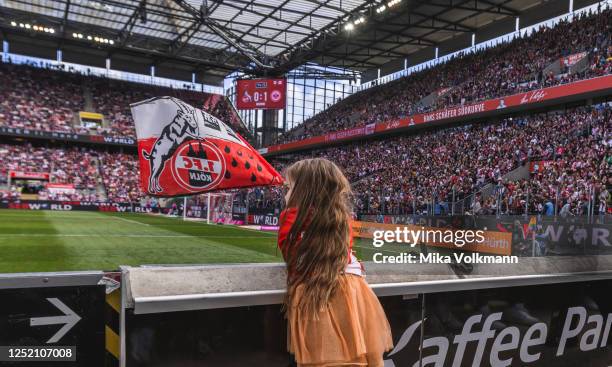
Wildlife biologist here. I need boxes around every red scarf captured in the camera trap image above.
[277,207,353,263]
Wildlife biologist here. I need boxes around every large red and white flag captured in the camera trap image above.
[131,96,283,197]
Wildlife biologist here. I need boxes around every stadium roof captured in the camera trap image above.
[0,0,367,56]
[0,0,587,83]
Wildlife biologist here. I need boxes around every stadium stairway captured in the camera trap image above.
[82,84,95,112]
[452,163,531,214]
[92,156,108,201]
[417,90,442,110]
[543,53,590,79]
[349,170,384,187]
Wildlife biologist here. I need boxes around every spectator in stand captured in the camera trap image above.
[271,104,610,215]
[98,152,144,203]
[1,103,607,214]
[0,63,84,133]
[275,7,611,145]
[0,143,100,201]
[0,61,249,140]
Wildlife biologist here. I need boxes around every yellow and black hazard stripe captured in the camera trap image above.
[105,288,120,367]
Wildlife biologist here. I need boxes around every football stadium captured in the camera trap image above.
[0,0,611,366]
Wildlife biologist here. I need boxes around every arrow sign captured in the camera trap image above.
[30,298,81,343]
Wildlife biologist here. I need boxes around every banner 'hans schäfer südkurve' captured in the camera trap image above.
[131,96,283,196]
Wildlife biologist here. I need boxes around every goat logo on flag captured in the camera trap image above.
[131,96,282,196]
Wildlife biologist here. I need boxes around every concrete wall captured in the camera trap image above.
[521,0,567,28]
[379,57,405,79]
[7,35,56,60]
[63,45,107,68]
[475,16,516,44]
[439,33,472,57]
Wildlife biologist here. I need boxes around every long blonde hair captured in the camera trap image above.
[281,158,352,316]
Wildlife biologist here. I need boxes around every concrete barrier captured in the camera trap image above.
[124,255,612,314]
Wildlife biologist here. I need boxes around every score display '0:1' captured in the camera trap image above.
[236,78,286,110]
[253,91,268,103]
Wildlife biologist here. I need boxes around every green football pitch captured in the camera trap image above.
[0,209,408,273]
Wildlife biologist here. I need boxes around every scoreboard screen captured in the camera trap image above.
[236,78,286,110]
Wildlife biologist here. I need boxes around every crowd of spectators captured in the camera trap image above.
[0,143,145,203]
[479,107,611,216]
[0,63,84,133]
[275,7,612,144]
[0,61,249,140]
[271,104,610,216]
[0,143,99,201]
[0,6,610,215]
[98,152,144,203]
[245,186,284,212]
[0,103,608,215]
[90,78,250,139]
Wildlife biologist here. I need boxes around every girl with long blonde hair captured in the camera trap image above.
[278,158,393,367]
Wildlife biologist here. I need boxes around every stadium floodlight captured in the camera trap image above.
[344,23,355,31]
[33,25,39,31]
[109,40,114,45]
[78,33,83,38]
[354,16,366,25]
[10,21,17,26]
[387,0,402,7]
[19,23,24,28]
[87,35,92,40]
[376,5,386,13]
[72,33,78,38]
[25,24,31,29]
[49,28,55,34]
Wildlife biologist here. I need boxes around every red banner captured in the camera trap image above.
[9,171,50,180]
[131,97,283,197]
[265,75,612,154]
[236,79,287,109]
[324,123,376,142]
[46,183,76,189]
[560,52,587,68]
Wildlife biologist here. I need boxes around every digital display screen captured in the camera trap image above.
[236,78,286,109]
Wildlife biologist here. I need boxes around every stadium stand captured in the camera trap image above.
[11,100,599,212]
[271,104,611,216]
[2,2,612,363]
[0,95,608,215]
[98,152,144,203]
[0,143,99,201]
[90,77,249,139]
[0,142,145,203]
[0,63,85,134]
[0,61,248,139]
[0,4,609,217]
[275,8,612,144]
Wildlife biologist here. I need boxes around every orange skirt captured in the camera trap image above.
[287,274,393,367]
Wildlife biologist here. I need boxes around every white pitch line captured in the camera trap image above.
[111,216,151,226]
[233,226,278,236]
